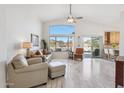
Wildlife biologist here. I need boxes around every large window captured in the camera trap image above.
[49,25,75,52]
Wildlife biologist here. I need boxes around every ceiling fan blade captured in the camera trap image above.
[76,17,83,19]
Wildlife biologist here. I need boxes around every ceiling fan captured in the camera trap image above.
[67,4,83,23]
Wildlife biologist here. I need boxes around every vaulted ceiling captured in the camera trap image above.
[2,4,124,27]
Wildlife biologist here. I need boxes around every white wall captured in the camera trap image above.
[43,19,119,46]
[0,6,7,88]
[5,7,42,61]
[42,19,119,58]
[0,6,42,87]
[75,20,119,48]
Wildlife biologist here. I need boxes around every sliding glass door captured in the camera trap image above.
[83,36,103,58]
[91,37,103,58]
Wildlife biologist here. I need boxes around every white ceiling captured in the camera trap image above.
[2,4,124,27]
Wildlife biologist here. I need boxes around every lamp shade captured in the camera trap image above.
[23,42,32,48]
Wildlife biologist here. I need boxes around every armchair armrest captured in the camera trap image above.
[15,62,48,73]
[27,58,42,65]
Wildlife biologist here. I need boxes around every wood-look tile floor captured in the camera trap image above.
[37,58,115,88]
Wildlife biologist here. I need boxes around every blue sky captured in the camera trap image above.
[49,25,75,35]
[49,25,75,42]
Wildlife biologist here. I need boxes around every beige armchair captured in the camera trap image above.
[7,54,48,88]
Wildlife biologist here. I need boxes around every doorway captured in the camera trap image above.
[83,36,103,58]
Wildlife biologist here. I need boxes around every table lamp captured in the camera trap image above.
[23,42,32,57]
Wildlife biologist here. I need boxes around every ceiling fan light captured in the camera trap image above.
[67,4,77,23]
[67,16,75,23]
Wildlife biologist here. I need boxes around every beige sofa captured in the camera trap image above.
[7,54,48,88]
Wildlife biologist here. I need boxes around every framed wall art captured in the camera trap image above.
[31,33,39,46]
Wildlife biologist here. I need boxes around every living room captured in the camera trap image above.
[1,3,124,89]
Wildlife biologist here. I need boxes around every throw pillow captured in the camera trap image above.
[35,50,43,56]
[29,51,35,57]
[43,49,48,55]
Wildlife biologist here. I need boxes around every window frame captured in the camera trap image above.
[49,25,75,52]
[49,35,75,52]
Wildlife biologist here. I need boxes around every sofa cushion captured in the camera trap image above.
[12,54,28,69]
[15,62,48,73]
[27,58,42,65]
